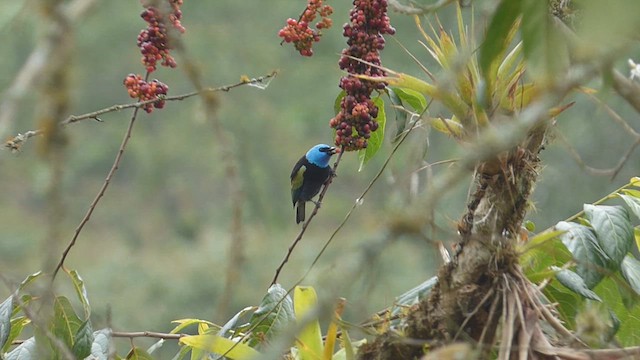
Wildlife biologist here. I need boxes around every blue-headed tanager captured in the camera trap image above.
[290,144,338,224]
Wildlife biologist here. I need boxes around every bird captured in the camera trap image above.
[290,144,338,224]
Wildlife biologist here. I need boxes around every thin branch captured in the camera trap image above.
[51,83,146,280]
[611,69,640,115]
[270,149,345,286]
[4,72,278,152]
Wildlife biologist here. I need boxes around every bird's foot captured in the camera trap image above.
[310,199,320,207]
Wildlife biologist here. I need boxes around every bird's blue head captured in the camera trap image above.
[306,144,337,167]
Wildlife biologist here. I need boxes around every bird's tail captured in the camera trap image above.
[296,202,305,224]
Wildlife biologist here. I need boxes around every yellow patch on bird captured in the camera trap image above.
[291,165,306,190]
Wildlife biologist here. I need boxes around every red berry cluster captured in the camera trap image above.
[123,74,169,113]
[278,0,333,56]
[330,0,395,150]
[137,1,185,73]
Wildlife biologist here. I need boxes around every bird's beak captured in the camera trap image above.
[330,147,340,155]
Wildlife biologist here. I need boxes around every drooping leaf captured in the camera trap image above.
[179,335,260,360]
[65,269,91,318]
[0,295,13,351]
[247,284,294,347]
[520,0,568,82]
[552,266,602,301]
[72,319,93,359]
[620,255,640,296]
[358,97,386,171]
[293,286,323,360]
[18,271,43,291]
[5,336,37,360]
[555,221,609,288]
[479,0,521,80]
[584,204,633,270]
[90,329,112,360]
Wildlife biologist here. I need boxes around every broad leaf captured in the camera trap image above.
[552,267,601,301]
[5,336,37,360]
[18,272,43,291]
[620,255,640,295]
[247,284,294,347]
[0,295,13,351]
[72,319,93,359]
[52,296,83,349]
[179,335,260,360]
[358,97,386,171]
[594,276,640,347]
[555,221,609,288]
[584,204,633,270]
[219,306,257,338]
[293,286,323,360]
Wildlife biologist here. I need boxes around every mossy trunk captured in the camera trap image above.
[358,123,549,359]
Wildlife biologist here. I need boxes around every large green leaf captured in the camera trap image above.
[358,97,386,171]
[555,221,609,288]
[552,267,601,301]
[479,0,521,79]
[5,337,37,360]
[72,319,93,359]
[0,295,13,351]
[247,284,294,347]
[584,205,633,270]
[52,296,83,349]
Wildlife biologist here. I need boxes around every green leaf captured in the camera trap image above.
[219,306,257,338]
[2,317,30,354]
[520,0,568,82]
[89,329,111,360]
[552,266,602,301]
[180,335,260,360]
[65,269,91,318]
[391,87,427,113]
[542,282,580,326]
[5,337,37,360]
[584,204,633,270]
[247,284,294,347]
[52,296,83,349]
[555,221,609,288]
[479,0,521,79]
[619,194,640,222]
[170,318,218,334]
[358,97,386,171]
[293,286,323,360]
[72,319,93,359]
[18,271,43,291]
[620,255,640,295]
[0,295,13,351]
[126,347,154,360]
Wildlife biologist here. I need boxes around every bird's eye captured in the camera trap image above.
[320,147,331,153]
